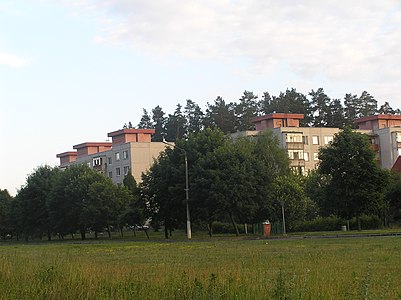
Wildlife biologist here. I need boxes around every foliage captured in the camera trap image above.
[0,189,13,239]
[384,171,401,224]
[15,165,61,240]
[141,128,290,237]
[318,127,388,222]
[272,175,310,231]
[204,96,237,134]
[47,164,124,239]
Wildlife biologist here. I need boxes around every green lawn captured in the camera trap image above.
[0,235,401,299]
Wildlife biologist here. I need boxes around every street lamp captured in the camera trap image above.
[162,138,192,239]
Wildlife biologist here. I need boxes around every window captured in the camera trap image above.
[108,171,112,178]
[292,166,306,175]
[312,136,319,145]
[108,157,112,165]
[116,167,121,177]
[288,150,304,160]
[115,152,120,161]
[396,133,401,142]
[303,136,308,145]
[87,162,91,167]
[123,166,129,175]
[93,157,102,166]
[304,152,309,162]
[324,136,333,145]
[286,133,302,143]
[313,153,319,161]
[123,150,129,160]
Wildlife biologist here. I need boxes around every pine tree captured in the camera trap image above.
[137,109,154,129]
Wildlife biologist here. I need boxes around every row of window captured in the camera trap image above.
[108,166,130,178]
[107,150,129,165]
[288,150,319,161]
[286,134,333,145]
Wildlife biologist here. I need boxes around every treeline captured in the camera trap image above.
[1,127,401,240]
[0,166,144,241]
[129,88,400,142]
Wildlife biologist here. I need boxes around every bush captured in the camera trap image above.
[349,215,382,230]
[292,216,344,232]
[292,215,382,232]
[211,222,249,234]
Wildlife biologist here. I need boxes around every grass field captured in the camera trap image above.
[0,233,401,299]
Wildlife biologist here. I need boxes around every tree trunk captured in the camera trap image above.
[80,228,86,240]
[144,229,149,240]
[94,230,98,239]
[244,223,248,235]
[229,213,240,236]
[208,221,213,237]
[133,227,136,237]
[357,215,361,231]
[47,230,51,241]
[164,220,169,239]
[120,227,124,237]
[107,226,112,239]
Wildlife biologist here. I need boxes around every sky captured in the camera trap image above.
[1,0,401,195]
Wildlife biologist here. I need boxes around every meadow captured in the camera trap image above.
[0,232,400,299]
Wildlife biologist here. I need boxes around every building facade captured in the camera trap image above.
[233,113,401,174]
[57,129,168,184]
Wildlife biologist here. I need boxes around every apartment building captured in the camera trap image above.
[233,113,401,174]
[57,129,168,184]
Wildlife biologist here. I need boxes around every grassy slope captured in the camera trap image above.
[1,235,401,299]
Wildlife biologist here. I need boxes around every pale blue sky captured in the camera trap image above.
[2,0,401,195]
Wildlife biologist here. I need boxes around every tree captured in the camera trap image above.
[326,99,345,128]
[204,96,237,134]
[359,91,377,117]
[235,90,260,131]
[383,171,401,226]
[344,93,361,127]
[262,89,312,126]
[303,170,330,217]
[15,166,60,241]
[48,164,120,240]
[318,127,387,229]
[120,172,146,237]
[309,88,331,127]
[137,109,154,129]
[272,175,309,233]
[165,104,186,142]
[0,189,13,239]
[378,102,395,115]
[184,99,204,135]
[189,130,289,236]
[151,105,166,142]
[141,149,185,239]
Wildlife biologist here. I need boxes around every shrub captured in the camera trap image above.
[292,215,382,232]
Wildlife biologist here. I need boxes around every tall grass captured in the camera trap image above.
[0,236,400,299]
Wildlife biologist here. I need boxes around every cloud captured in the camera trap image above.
[0,51,28,68]
[64,1,401,84]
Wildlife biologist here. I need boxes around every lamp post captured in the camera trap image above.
[280,200,286,235]
[163,139,192,239]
